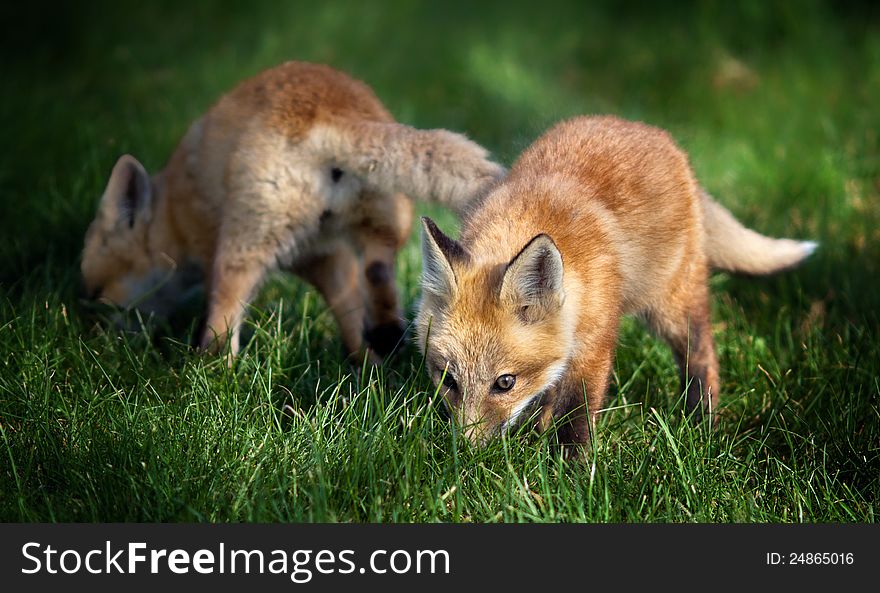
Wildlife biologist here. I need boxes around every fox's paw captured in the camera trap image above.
[363,320,407,359]
[198,327,238,367]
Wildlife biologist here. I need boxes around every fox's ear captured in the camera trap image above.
[98,154,152,230]
[420,217,465,302]
[500,234,564,321]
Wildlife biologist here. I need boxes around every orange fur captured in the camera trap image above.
[416,115,814,453]
[81,61,504,362]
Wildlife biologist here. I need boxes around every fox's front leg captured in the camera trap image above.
[540,346,616,460]
[200,251,268,361]
[199,173,316,362]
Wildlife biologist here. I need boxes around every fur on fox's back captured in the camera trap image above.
[460,116,708,313]
[183,61,503,217]
[462,116,814,287]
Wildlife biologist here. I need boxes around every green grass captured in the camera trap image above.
[1,0,878,522]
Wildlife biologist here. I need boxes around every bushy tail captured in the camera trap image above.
[701,190,817,274]
[309,118,506,215]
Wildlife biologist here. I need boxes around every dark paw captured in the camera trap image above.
[363,321,407,358]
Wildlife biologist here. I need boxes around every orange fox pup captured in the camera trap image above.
[416,115,815,450]
[81,61,504,362]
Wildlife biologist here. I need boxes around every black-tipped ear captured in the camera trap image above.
[99,154,152,229]
[420,217,466,301]
[500,234,564,321]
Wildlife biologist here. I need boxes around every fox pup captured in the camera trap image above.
[416,115,815,449]
[81,61,504,362]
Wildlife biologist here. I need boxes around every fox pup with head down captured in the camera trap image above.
[81,61,504,362]
[417,115,815,450]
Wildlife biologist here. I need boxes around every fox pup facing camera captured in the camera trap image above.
[81,61,504,363]
[416,115,816,451]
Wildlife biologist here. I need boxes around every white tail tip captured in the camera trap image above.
[800,241,819,258]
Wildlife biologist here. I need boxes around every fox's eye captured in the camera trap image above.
[442,372,458,392]
[494,374,516,392]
